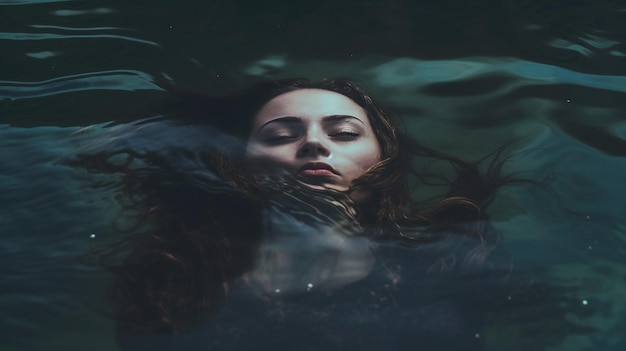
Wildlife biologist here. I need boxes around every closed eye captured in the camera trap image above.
[264,133,300,143]
[330,131,359,140]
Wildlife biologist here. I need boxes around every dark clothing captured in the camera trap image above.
[118,239,511,351]
[117,188,512,351]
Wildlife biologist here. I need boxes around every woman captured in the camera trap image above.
[73,78,519,350]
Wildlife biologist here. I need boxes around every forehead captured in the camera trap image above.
[253,89,367,126]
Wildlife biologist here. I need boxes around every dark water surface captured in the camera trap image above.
[2,0,626,350]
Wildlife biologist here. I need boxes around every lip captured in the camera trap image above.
[297,162,339,177]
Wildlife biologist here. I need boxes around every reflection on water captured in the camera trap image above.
[2,0,626,350]
[372,57,626,93]
[0,29,158,47]
[0,0,73,5]
[0,70,161,100]
[252,202,375,294]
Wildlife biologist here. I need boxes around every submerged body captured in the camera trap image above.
[71,78,522,350]
[116,190,510,351]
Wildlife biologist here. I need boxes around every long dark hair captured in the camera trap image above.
[70,78,520,334]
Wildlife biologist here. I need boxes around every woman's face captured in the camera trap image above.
[246,89,381,191]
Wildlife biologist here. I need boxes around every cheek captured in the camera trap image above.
[356,152,381,171]
[245,143,293,163]
[244,144,299,176]
[360,139,382,166]
[343,142,381,175]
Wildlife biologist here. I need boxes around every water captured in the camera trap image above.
[1,0,626,350]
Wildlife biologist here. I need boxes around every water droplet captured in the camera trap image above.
[507,296,512,300]
[275,289,281,293]
[582,299,588,305]
[307,283,314,288]
[474,333,480,339]
[566,99,571,103]
[588,246,593,250]
[90,234,96,238]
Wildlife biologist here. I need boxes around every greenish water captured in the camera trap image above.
[1,0,626,350]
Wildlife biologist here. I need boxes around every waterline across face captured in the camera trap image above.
[245,89,381,191]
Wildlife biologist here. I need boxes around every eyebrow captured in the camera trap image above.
[257,114,365,132]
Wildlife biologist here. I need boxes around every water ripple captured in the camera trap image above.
[25,51,58,59]
[52,7,115,16]
[0,31,158,46]
[30,24,120,31]
[373,57,626,94]
[0,70,163,100]
[0,0,72,4]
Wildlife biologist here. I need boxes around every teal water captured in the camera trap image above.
[1,0,626,350]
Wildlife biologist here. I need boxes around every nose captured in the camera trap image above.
[296,138,330,158]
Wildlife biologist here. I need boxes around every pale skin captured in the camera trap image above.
[245,89,382,192]
[245,89,380,291]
